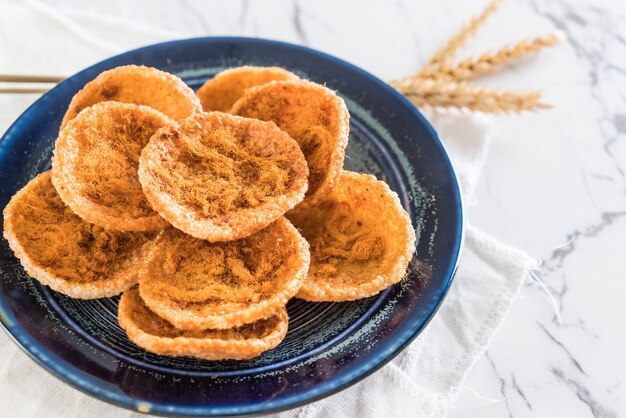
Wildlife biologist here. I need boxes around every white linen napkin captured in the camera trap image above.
[0,1,537,416]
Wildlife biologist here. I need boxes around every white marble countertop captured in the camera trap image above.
[3,0,625,416]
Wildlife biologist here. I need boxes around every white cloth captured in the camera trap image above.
[0,1,537,417]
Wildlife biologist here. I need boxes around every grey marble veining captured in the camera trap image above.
[463,2,626,417]
[4,0,626,416]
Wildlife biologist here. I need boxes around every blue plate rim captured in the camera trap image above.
[0,36,465,416]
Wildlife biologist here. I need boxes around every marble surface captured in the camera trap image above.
[2,0,625,416]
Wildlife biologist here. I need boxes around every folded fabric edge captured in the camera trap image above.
[444,225,539,413]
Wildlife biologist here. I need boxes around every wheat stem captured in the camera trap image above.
[389,77,551,113]
[421,33,564,80]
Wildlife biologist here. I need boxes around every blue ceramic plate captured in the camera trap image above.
[0,37,462,416]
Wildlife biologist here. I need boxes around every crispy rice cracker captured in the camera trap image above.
[196,66,299,112]
[52,102,171,231]
[118,287,288,360]
[2,172,156,299]
[138,217,309,330]
[287,171,415,301]
[138,112,308,241]
[231,79,349,207]
[61,65,201,128]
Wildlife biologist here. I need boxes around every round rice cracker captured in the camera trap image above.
[138,217,309,330]
[230,79,350,207]
[138,111,309,242]
[287,171,416,302]
[2,172,157,299]
[118,287,288,360]
[196,66,299,112]
[52,102,171,231]
[60,65,201,129]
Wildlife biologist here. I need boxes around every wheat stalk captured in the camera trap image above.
[388,0,557,113]
[389,77,551,113]
[423,0,501,70]
[420,33,564,80]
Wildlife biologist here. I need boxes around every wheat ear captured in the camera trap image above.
[420,32,564,80]
[389,77,551,113]
[424,0,501,69]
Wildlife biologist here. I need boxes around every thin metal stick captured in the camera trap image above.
[0,74,65,83]
[0,88,50,94]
